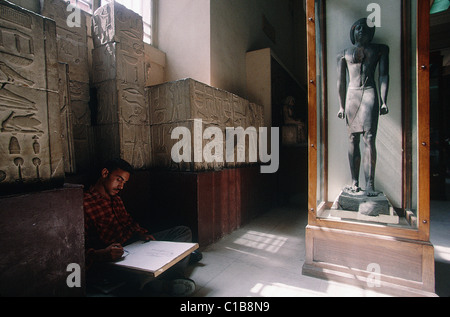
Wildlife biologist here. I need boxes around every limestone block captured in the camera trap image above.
[95,122,151,170]
[148,79,263,128]
[55,26,90,83]
[69,81,91,125]
[92,1,143,48]
[0,1,64,191]
[92,42,117,84]
[41,0,90,84]
[41,0,92,173]
[95,80,148,125]
[94,78,150,169]
[116,41,146,85]
[91,2,149,170]
[144,44,166,87]
[147,79,264,171]
[120,123,152,170]
[148,79,191,125]
[150,121,223,172]
[119,84,148,125]
[92,41,145,85]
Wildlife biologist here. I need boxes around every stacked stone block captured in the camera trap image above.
[41,0,93,174]
[92,1,151,169]
[147,78,264,171]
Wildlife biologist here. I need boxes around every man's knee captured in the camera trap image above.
[173,226,192,243]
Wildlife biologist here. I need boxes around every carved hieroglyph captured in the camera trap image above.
[0,0,64,189]
[92,1,151,169]
[41,0,93,174]
[147,79,264,171]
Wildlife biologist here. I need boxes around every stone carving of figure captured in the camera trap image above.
[282,96,306,143]
[337,18,389,196]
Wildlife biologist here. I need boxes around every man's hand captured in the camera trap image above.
[105,243,124,261]
[138,232,155,242]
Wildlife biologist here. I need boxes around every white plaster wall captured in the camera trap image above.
[158,0,211,85]
[210,0,305,98]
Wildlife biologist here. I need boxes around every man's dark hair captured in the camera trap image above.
[103,158,134,175]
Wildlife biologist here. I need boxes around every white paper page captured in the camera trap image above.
[113,240,198,274]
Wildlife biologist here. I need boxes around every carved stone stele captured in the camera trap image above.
[0,0,64,193]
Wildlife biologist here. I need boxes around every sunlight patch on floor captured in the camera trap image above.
[233,231,288,253]
[250,282,324,297]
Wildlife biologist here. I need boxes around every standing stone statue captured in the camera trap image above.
[337,18,389,196]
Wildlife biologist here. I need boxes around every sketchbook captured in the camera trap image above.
[111,240,199,278]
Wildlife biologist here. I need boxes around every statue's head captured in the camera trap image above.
[350,18,375,45]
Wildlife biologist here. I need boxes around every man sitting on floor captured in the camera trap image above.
[83,158,202,296]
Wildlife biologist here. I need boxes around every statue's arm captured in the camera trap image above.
[337,52,347,119]
[379,45,390,115]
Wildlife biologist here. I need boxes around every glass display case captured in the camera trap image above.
[303,0,435,296]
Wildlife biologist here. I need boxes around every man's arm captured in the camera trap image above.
[337,51,347,119]
[87,244,124,263]
[378,44,390,115]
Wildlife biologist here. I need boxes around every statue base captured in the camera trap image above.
[330,187,399,224]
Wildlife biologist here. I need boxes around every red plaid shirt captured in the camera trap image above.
[83,188,148,252]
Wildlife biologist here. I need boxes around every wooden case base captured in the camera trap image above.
[302,225,436,297]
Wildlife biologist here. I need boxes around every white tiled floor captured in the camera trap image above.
[184,200,450,297]
[430,200,450,297]
[186,206,389,297]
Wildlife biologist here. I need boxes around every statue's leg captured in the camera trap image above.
[362,130,377,194]
[348,133,361,191]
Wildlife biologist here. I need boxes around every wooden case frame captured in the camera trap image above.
[303,0,435,296]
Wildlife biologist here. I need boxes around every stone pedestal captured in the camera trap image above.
[0,0,64,193]
[0,185,85,296]
[330,188,399,224]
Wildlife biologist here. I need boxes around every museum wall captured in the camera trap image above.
[157,0,306,99]
[210,0,305,98]
[158,0,211,86]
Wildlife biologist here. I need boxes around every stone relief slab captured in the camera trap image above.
[92,43,117,84]
[41,0,93,174]
[41,0,89,84]
[147,79,264,172]
[0,1,64,191]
